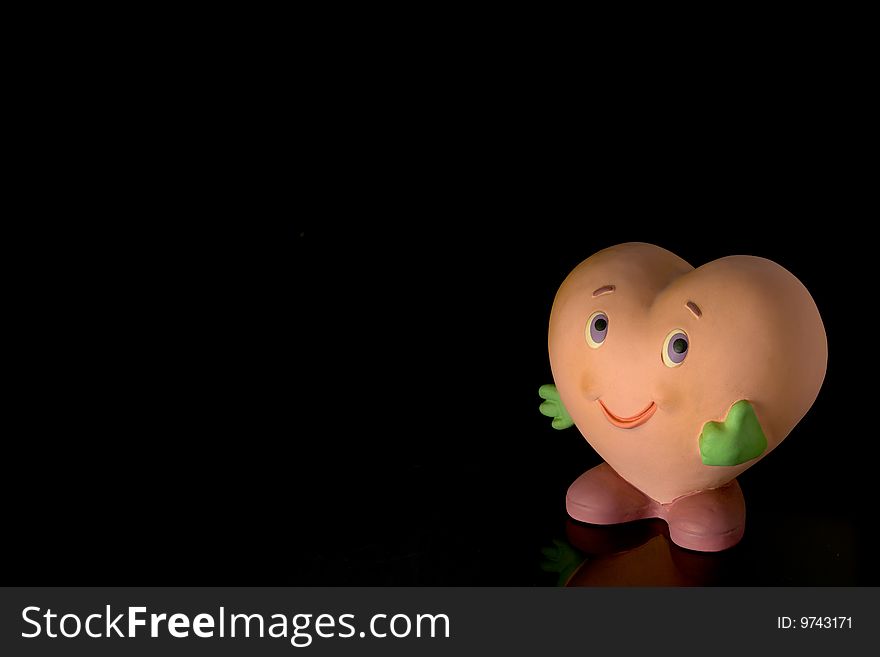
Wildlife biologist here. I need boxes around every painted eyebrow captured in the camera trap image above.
[592,285,615,297]
[686,300,702,318]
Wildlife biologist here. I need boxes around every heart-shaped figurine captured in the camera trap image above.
[543,243,827,551]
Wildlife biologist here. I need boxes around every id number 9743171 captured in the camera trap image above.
[777,617,852,629]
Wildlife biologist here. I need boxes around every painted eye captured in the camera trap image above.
[586,311,608,348]
[662,329,689,367]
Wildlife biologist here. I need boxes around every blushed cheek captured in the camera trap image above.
[655,382,685,412]
[580,369,599,400]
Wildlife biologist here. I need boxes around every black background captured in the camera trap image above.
[6,39,876,586]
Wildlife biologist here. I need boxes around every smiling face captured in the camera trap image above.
[548,243,827,503]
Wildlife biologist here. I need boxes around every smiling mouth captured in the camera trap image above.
[597,400,657,429]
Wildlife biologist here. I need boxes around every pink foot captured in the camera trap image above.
[566,463,655,524]
[666,480,745,552]
[566,463,746,552]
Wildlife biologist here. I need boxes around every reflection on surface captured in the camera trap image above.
[541,519,731,586]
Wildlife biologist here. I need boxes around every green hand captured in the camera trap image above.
[538,384,574,430]
[540,538,585,587]
[699,400,768,466]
